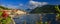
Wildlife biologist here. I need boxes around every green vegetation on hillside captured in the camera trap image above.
[55,5,60,17]
[0,6,11,10]
[55,5,60,13]
[30,5,58,14]
[30,5,60,18]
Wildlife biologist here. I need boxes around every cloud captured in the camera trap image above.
[28,1,48,9]
[1,4,26,10]
[19,4,23,6]
[30,0,33,1]
[0,0,48,10]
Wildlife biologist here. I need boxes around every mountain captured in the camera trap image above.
[0,6,11,10]
[30,5,60,14]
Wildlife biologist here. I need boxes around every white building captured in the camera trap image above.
[3,9,27,18]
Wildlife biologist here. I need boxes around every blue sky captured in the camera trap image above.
[0,0,60,10]
[33,0,60,5]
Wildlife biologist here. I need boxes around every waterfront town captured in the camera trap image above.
[0,0,60,24]
[0,5,60,24]
[0,9,27,17]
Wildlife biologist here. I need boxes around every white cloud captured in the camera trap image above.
[1,4,25,9]
[19,4,23,6]
[28,1,48,9]
[30,0,32,1]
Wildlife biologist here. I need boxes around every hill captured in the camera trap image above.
[30,5,60,14]
[0,6,11,10]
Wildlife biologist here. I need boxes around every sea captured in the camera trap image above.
[13,14,56,24]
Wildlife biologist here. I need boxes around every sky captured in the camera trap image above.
[0,0,60,10]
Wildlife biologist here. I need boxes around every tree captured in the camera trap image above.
[0,6,11,10]
[55,5,60,22]
[30,5,57,14]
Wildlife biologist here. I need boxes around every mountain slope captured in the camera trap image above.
[0,6,11,10]
[30,5,60,14]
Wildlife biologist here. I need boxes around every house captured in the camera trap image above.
[1,9,27,18]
